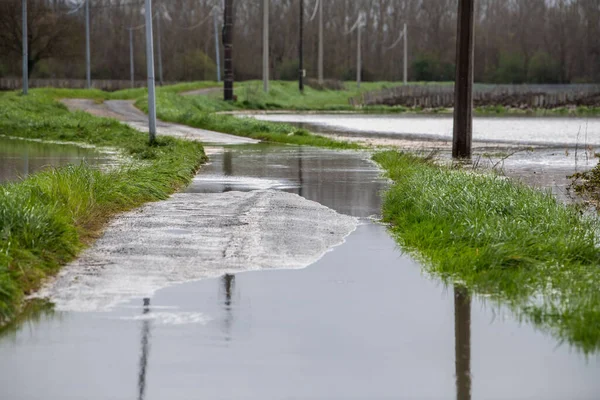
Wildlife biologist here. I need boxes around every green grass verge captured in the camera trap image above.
[134,91,361,149]
[0,91,206,327]
[374,151,600,353]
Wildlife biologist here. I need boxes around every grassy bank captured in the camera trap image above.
[134,91,361,149]
[0,91,206,327]
[374,151,600,352]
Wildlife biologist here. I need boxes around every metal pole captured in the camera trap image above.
[403,23,408,85]
[22,0,28,95]
[144,0,157,143]
[156,10,163,86]
[317,0,323,83]
[129,29,135,88]
[262,0,269,92]
[357,25,361,89]
[298,0,304,92]
[213,11,221,82]
[223,0,234,101]
[452,0,475,159]
[85,0,91,89]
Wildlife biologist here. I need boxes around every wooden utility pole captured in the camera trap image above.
[298,0,304,92]
[85,0,91,89]
[357,22,362,89]
[223,0,234,101]
[403,23,408,85]
[22,0,27,95]
[317,0,323,83]
[452,0,475,159]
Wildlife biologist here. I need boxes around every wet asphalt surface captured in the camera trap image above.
[1,143,600,400]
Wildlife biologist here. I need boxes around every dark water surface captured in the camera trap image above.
[0,136,108,183]
[1,145,599,400]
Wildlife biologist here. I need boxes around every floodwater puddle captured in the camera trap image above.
[1,143,599,399]
[0,136,112,183]
[249,113,600,146]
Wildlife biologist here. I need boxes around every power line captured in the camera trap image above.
[307,0,319,22]
[174,6,217,31]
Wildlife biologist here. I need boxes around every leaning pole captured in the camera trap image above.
[452,0,475,159]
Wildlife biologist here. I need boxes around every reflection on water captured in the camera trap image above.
[0,137,106,183]
[221,274,235,342]
[0,300,55,339]
[454,286,471,400]
[137,298,152,400]
[187,145,385,218]
[1,144,600,399]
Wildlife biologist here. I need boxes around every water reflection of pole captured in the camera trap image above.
[138,298,152,400]
[297,147,304,197]
[23,148,29,177]
[454,286,472,400]
[223,150,233,192]
[221,274,235,341]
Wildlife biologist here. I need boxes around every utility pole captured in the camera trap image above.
[213,11,221,82]
[298,0,304,92]
[357,20,362,89]
[85,0,91,89]
[223,0,234,101]
[22,0,27,95]
[144,0,157,143]
[317,0,323,83]
[129,29,135,88]
[156,10,163,86]
[403,23,408,85]
[452,0,475,159]
[262,0,269,92]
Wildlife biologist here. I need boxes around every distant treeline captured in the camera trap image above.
[0,0,598,84]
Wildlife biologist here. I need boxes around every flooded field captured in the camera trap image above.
[0,136,109,183]
[250,114,600,146]
[1,144,599,400]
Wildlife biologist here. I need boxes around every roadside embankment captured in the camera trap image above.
[133,90,362,149]
[373,151,600,352]
[0,91,206,327]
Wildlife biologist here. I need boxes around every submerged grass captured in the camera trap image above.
[374,151,600,353]
[0,91,206,326]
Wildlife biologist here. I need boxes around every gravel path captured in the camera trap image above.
[61,98,258,145]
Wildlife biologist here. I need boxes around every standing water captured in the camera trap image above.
[1,144,598,399]
[0,136,109,183]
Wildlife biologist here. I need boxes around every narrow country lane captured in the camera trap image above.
[1,101,599,400]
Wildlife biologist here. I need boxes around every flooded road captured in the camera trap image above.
[1,144,599,399]
[0,136,108,183]
[246,114,599,202]
[250,114,600,147]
